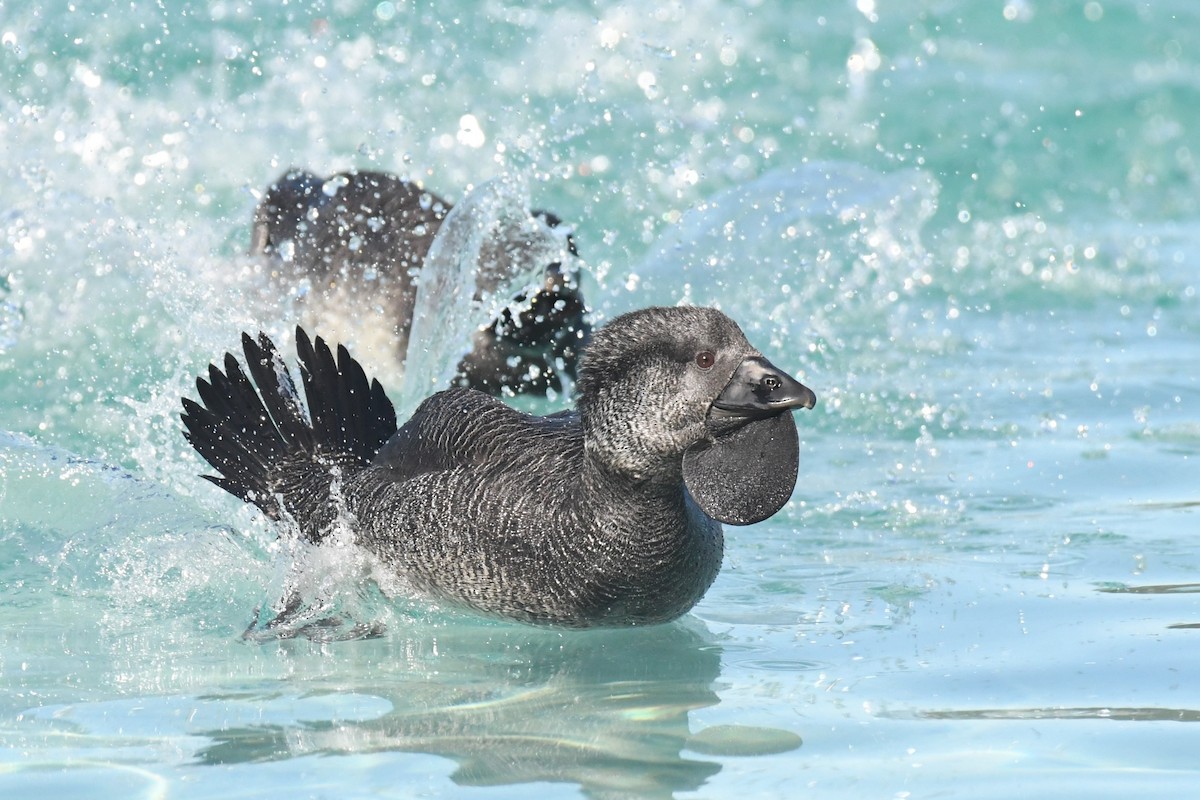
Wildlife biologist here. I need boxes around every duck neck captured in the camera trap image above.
[580,436,684,500]
[578,442,717,556]
[577,447,724,625]
[576,397,704,544]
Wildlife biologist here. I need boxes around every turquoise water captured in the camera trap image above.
[2,0,1199,796]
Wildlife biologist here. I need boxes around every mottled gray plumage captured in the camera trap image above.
[181,306,816,627]
[251,169,589,395]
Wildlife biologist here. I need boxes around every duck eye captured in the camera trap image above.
[695,351,715,369]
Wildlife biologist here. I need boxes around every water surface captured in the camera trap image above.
[2,1,1199,797]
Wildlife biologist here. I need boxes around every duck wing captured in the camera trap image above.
[371,387,580,483]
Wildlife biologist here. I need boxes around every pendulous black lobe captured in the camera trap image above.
[181,306,816,627]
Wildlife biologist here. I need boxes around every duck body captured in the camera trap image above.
[182,306,815,627]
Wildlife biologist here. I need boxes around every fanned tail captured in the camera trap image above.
[181,327,397,541]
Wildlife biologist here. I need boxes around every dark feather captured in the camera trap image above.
[180,327,398,539]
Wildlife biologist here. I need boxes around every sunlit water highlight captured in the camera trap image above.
[2,1,1199,797]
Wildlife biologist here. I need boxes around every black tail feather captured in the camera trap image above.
[181,327,398,535]
[181,394,279,516]
[297,331,343,455]
[240,331,313,453]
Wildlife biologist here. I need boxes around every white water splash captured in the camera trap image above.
[398,173,574,418]
[632,161,939,346]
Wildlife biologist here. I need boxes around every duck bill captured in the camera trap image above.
[710,356,817,419]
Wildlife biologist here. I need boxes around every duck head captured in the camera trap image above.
[577,306,816,525]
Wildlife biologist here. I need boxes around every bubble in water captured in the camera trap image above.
[375,2,397,22]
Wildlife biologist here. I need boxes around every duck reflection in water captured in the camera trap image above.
[196,621,800,797]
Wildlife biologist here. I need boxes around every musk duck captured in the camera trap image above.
[181,306,816,627]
